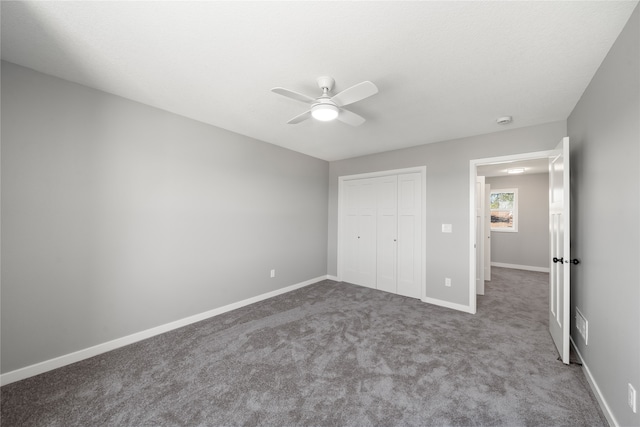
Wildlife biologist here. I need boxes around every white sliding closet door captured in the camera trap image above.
[397,173,422,299]
[376,176,398,293]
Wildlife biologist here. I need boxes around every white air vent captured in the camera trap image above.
[575,308,588,344]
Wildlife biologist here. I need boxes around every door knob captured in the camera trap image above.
[553,257,564,264]
[571,259,580,265]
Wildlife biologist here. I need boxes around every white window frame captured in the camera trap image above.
[490,188,518,232]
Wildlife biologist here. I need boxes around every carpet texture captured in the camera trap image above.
[1,267,606,426]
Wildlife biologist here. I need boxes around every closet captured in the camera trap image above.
[339,171,423,299]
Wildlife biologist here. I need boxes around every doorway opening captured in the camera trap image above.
[470,139,571,364]
[468,149,555,313]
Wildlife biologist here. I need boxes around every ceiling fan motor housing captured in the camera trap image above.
[316,76,335,91]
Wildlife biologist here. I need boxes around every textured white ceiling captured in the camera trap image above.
[1,1,637,161]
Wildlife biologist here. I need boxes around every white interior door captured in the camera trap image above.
[475,176,485,295]
[484,183,492,281]
[376,176,398,293]
[549,137,571,364]
[397,173,422,299]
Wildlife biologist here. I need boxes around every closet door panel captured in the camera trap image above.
[397,173,422,299]
[343,180,360,215]
[342,181,360,284]
[342,214,360,284]
[358,179,377,288]
[397,215,418,297]
[358,213,377,288]
[376,176,398,293]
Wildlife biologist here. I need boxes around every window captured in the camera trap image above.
[490,188,518,232]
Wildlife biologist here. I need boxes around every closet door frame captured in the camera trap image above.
[337,166,427,300]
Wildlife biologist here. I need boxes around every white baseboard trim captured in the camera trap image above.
[422,296,475,314]
[491,262,550,273]
[0,275,328,387]
[326,275,339,281]
[570,337,618,427]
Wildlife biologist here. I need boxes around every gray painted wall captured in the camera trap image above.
[567,5,639,427]
[328,121,566,307]
[1,62,329,374]
[485,173,549,269]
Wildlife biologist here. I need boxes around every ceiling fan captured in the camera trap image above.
[271,76,378,126]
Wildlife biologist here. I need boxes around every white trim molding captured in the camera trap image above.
[422,296,475,314]
[0,275,329,386]
[491,262,550,273]
[570,337,619,427]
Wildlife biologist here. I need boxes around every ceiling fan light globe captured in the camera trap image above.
[311,104,339,121]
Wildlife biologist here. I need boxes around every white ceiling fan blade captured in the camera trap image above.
[337,108,366,127]
[271,87,316,104]
[287,110,312,124]
[331,81,378,107]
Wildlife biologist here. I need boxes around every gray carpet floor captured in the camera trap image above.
[1,267,606,426]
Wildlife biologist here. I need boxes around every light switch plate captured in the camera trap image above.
[442,224,452,233]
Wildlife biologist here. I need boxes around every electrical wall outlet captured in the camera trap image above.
[629,383,637,413]
[270,269,276,278]
[445,278,451,287]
